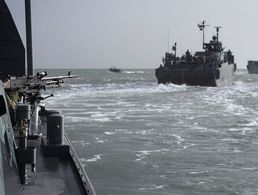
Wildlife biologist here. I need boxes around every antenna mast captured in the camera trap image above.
[172,42,177,57]
[198,20,209,49]
[215,26,222,41]
[167,28,170,52]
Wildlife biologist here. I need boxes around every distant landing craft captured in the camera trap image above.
[109,66,121,73]
[247,61,258,74]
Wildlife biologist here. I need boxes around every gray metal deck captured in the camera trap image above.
[0,83,95,195]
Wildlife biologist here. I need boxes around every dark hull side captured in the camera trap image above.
[155,63,236,87]
[0,0,25,76]
[247,64,258,74]
[109,68,121,73]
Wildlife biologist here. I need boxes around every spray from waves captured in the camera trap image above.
[80,154,103,163]
[233,81,258,100]
[139,184,168,191]
[45,78,258,129]
[134,149,169,161]
[197,81,258,116]
[123,70,145,74]
[228,118,258,135]
[44,82,189,104]
[235,69,247,75]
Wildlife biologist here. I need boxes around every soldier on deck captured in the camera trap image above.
[0,72,21,125]
[185,50,193,63]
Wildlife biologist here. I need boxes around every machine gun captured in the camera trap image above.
[3,71,77,104]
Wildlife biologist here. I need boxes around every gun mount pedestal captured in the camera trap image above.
[15,103,36,184]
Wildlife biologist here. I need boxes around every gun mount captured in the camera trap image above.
[5,71,78,104]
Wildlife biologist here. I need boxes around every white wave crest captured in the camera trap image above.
[135,149,169,161]
[80,154,103,162]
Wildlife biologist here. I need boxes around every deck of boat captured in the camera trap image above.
[2,133,95,195]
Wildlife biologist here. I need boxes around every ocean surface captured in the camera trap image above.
[42,68,258,195]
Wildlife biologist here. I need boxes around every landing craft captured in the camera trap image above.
[155,21,237,87]
[109,66,121,73]
[247,61,258,74]
[0,0,95,194]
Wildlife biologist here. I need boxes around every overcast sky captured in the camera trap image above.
[5,0,258,69]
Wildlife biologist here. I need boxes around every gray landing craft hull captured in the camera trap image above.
[155,62,236,87]
[247,61,258,74]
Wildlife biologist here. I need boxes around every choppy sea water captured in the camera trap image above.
[42,69,258,195]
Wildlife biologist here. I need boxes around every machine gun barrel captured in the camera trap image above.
[7,72,78,103]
